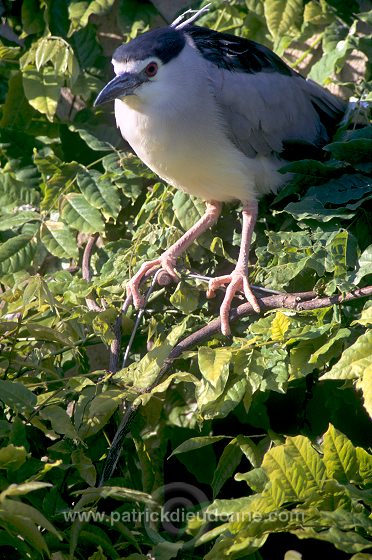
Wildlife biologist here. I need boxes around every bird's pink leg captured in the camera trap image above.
[207,200,260,335]
[127,200,222,308]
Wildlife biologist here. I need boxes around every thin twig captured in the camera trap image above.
[82,234,102,312]
[108,269,165,373]
[98,284,372,484]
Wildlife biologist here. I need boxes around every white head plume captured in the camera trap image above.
[171,3,211,30]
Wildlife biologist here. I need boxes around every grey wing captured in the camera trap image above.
[208,66,346,159]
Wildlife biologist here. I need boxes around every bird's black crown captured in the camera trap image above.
[113,27,186,65]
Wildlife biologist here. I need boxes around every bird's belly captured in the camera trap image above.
[115,100,284,202]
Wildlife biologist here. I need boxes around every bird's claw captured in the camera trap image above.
[126,254,178,308]
[207,269,260,336]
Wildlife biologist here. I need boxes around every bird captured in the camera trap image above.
[94,6,346,336]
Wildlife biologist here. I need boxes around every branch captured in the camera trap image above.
[148,285,372,382]
[98,284,372,484]
[82,233,102,312]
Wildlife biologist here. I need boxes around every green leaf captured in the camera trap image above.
[0,234,36,274]
[306,173,372,206]
[261,435,326,506]
[170,281,200,314]
[0,72,35,129]
[34,37,79,83]
[264,0,304,39]
[0,380,37,415]
[24,323,75,347]
[235,467,268,492]
[76,485,154,505]
[2,498,61,540]
[115,319,190,390]
[278,159,342,181]
[0,501,50,553]
[69,120,122,151]
[354,245,372,283]
[77,389,121,439]
[282,175,372,223]
[359,366,372,419]
[68,0,116,34]
[212,439,243,498]
[323,424,360,484]
[1,482,52,499]
[77,168,121,220]
[60,193,105,233]
[22,67,63,121]
[0,445,27,471]
[308,35,351,84]
[40,221,78,259]
[40,405,80,439]
[0,211,40,232]
[291,526,372,554]
[247,347,289,393]
[21,0,45,34]
[173,191,206,233]
[308,328,351,366]
[170,436,229,458]
[0,171,40,208]
[71,449,96,486]
[325,139,372,164]
[236,435,262,468]
[198,347,232,390]
[321,331,372,381]
[271,311,290,341]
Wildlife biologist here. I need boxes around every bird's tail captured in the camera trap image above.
[307,80,347,140]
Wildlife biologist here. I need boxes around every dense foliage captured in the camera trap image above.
[0,1,371,559]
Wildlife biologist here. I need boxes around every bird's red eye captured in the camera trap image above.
[145,62,158,77]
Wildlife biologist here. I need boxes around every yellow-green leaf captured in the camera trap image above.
[0,445,28,471]
[271,311,290,341]
[321,331,372,381]
[323,424,359,484]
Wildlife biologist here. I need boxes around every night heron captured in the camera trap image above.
[94,6,346,335]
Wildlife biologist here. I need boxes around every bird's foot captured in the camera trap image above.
[126,253,178,308]
[207,269,260,336]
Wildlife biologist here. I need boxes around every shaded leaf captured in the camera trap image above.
[0,445,27,471]
[0,380,37,415]
[212,439,243,498]
[170,436,229,458]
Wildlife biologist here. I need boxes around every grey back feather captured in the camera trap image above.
[184,25,346,159]
[207,66,346,159]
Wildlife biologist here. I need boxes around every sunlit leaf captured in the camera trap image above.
[77,168,121,220]
[264,0,303,40]
[321,331,372,381]
[60,193,105,233]
[22,67,63,121]
[41,221,78,258]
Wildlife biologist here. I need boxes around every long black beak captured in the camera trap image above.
[94,72,144,106]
